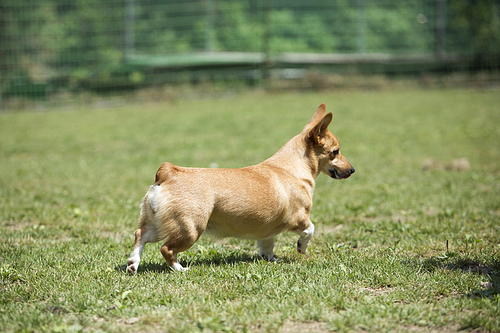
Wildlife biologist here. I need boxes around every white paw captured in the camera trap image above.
[261,254,277,262]
[296,223,314,254]
[171,262,189,272]
[297,239,309,254]
[126,245,144,275]
[126,259,139,274]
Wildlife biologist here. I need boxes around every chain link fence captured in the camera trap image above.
[1,0,499,104]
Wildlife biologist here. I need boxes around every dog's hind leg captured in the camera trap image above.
[294,220,315,254]
[127,186,161,274]
[161,244,187,272]
[258,238,276,261]
[160,223,202,272]
[126,228,153,274]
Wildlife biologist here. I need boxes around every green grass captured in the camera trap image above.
[1,89,499,332]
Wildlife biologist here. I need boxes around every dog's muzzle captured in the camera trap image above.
[330,167,355,179]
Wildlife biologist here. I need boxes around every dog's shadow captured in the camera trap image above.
[116,251,293,274]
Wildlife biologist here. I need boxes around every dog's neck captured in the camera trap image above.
[261,134,318,195]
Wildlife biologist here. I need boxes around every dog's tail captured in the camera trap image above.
[138,185,157,223]
[135,161,173,233]
[155,162,177,185]
[136,184,167,243]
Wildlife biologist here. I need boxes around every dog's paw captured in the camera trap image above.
[126,259,138,275]
[261,254,277,262]
[171,262,189,272]
[297,240,308,254]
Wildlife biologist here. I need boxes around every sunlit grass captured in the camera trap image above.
[1,89,499,332]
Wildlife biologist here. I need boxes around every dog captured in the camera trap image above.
[126,103,354,273]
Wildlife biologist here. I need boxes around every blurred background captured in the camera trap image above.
[1,0,499,108]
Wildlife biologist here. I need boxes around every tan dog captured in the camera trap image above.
[126,103,354,273]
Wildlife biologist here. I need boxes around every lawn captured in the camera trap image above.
[1,88,499,332]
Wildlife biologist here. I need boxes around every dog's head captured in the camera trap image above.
[302,103,355,179]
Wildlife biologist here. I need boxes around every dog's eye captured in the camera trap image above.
[330,150,339,159]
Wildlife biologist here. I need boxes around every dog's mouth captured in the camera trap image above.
[330,168,355,179]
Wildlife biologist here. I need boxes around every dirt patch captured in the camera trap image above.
[359,286,391,296]
[460,263,493,275]
[421,158,471,172]
[3,220,31,232]
[394,324,465,333]
[280,321,329,333]
[317,224,343,235]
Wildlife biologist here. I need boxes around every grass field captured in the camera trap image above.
[1,88,499,332]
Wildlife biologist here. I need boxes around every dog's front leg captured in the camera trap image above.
[258,238,276,261]
[295,221,315,254]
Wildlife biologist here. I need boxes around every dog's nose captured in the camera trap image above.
[350,167,355,174]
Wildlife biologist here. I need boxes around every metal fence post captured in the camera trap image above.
[262,0,272,85]
[357,0,366,54]
[435,0,446,60]
[205,0,216,52]
[125,0,135,59]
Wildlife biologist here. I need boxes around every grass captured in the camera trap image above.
[1,88,499,332]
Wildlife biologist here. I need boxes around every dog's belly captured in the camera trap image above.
[204,208,290,240]
[204,220,288,240]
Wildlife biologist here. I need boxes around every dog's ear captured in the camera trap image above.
[303,104,333,146]
[306,103,327,128]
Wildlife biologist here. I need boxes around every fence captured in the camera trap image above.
[1,0,499,103]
